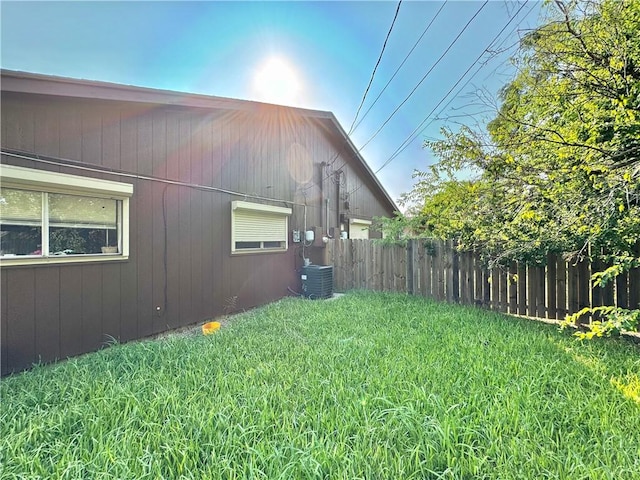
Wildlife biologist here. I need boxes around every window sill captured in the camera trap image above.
[231,248,288,256]
[0,254,129,267]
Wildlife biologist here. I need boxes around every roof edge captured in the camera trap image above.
[322,113,399,213]
[0,69,398,212]
[0,69,333,117]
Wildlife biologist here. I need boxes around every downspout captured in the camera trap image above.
[326,198,331,237]
[321,162,332,238]
[336,170,341,233]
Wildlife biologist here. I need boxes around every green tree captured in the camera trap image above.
[391,0,640,335]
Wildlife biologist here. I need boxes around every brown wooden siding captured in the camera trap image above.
[1,90,394,374]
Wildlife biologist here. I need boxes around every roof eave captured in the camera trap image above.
[322,113,399,213]
[1,69,398,213]
[0,69,329,117]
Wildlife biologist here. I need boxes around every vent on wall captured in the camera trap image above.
[301,265,334,299]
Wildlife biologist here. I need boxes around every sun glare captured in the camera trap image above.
[252,57,303,106]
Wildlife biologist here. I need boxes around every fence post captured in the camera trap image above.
[407,239,415,295]
[629,243,640,315]
[452,240,460,303]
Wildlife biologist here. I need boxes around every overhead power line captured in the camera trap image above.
[348,0,403,135]
[322,0,490,193]
[373,0,533,175]
[357,0,490,152]
[351,1,449,134]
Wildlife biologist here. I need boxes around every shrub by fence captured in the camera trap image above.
[327,239,640,325]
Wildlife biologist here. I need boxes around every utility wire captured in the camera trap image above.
[373,0,532,175]
[304,0,404,194]
[318,0,489,192]
[351,1,448,134]
[1,149,308,207]
[338,0,535,204]
[357,0,489,153]
[307,0,505,200]
[348,0,403,135]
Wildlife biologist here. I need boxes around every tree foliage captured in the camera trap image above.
[389,0,640,334]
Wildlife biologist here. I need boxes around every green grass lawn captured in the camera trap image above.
[2,291,639,479]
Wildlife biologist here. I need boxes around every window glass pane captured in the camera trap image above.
[235,241,261,250]
[49,226,117,255]
[0,188,42,256]
[48,193,119,255]
[0,188,42,224]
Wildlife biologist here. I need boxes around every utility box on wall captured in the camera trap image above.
[310,226,326,248]
[301,265,334,299]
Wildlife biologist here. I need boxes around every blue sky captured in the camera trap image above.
[1,1,544,206]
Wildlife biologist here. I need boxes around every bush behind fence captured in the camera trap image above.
[327,239,640,326]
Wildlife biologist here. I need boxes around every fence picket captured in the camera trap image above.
[527,266,537,318]
[452,241,460,303]
[578,260,591,324]
[547,254,557,319]
[491,267,500,310]
[434,241,445,301]
[616,271,629,309]
[536,266,546,318]
[517,264,527,316]
[482,268,491,308]
[556,256,567,320]
[474,253,483,306]
[460,251,473,305]
[508,262,518,314]
[630,243,640,314]
[568,263,579,316]
[426,242,435,298]
[328,239,637,325]
[445,239,454,302]
[498,268,508,313]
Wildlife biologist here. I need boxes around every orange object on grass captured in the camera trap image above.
[202,321,221,335]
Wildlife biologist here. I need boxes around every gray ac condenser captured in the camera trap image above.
[301,265,334,299]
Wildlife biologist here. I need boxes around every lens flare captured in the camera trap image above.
[252,56,302,106]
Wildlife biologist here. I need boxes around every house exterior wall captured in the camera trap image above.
[0,88,394,375]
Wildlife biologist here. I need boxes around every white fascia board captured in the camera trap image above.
[232,200,292,216]
[0,164,133,198]
[350,218,372,225]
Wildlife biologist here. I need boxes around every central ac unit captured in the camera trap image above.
[301,265,334,299]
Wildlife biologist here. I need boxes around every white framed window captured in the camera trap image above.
[231,201,291,254]
[0,164,133,265]
[349,218,372,240]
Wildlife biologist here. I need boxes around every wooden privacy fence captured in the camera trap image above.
[327,239,640,324]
